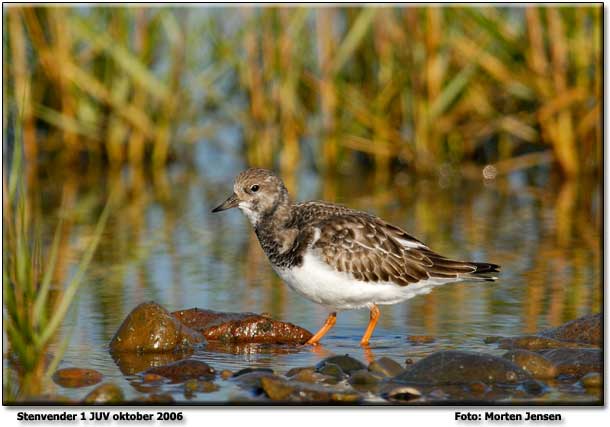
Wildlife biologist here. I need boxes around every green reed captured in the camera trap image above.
[3,5,602,179]
[2,136,112,400]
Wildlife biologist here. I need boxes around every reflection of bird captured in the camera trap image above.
[212,168,500,346]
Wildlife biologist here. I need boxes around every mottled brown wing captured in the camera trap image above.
[310,213,486,286]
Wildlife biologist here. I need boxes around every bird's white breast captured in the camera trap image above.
[273,252,454,311]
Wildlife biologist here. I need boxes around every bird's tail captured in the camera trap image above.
[462,261,501,282]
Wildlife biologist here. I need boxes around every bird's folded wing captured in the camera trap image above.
[309,213,478,286]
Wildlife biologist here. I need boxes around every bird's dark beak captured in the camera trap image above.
[211,193,239,213]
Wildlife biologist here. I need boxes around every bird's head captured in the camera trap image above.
[211,168,289,225]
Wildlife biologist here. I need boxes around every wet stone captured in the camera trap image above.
[232,367,274,378]
[184,379,199,395]
[498,335,593,351]
[393,350,532,385]
[541,348,602,378]
[83,383,124,404]
[143,359,216,383]
[172,308,312,344]
[142,373,165,383]
[233,371,280,394]
[522,379,545,396]
[317,363,345,380]
[502,349,558,379]
[285,366,316,377]
[368,357,404,377]
[316,355,366,375]
[109,302,205,353]
[539,313,601,346]
[52,368,103,388]
[260,376,360,403]
[220,369,233,380]
[580,372,602,388]
[349,369,380,386]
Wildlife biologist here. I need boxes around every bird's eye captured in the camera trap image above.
[250,184,260,193]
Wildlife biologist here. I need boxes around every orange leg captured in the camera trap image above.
[305,312,337,345]
[360,304,380,346]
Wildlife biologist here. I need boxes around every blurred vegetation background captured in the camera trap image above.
[3,5,602,183]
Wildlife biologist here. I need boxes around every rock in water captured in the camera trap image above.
[109,302,206,353]
[502,350,558,379]
[142,359,216,383]
[539,313,601,346]
[393,350,532,385]
[316,355,366,376]
[540,348,602,377]
[83,383,125,404]
[368,357,405,377]
[171,308,312,344]
[52,368,103,388]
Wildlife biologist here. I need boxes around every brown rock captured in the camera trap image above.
[368,357,405,377]
[393,350,532,385]
[83,383,124,404]
[109,302,205,353]
[220,369,233,380]
[259,376,360,403]
[498,335,594,350]
[581,372,602,388]
[541,348,602,377]
[172,308,312,344]
[316,355,366,375]
[52,368,103,388]
[539,313,601,346]
[502,350,558,379]
[143,359,216,383]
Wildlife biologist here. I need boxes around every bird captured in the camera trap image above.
[212,168,500,346]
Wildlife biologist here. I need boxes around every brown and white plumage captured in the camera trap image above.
[212,168,500,345]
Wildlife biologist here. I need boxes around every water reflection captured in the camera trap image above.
[24,144,601,402]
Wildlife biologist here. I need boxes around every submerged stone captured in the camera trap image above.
[109,302,205,353]
[172,308,312,344]
[232,367,274,378]
[368,357,404,377]
[259,376,360,403]
[52,368,103,388]
[83,383,125,404]
[580,372,602,388]
[497,335,593,350]
[502,350,558,379]
[316,355,366,375]
[143,359,216,383]
[393,350,532,385]
[539,313,601,346]
[541,348,602,377]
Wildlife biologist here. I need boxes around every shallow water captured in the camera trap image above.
[7,141,601,404]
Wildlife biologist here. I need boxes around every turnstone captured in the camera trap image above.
[212,168,500,346]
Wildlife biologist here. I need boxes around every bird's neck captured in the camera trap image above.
[254,201,299,261]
